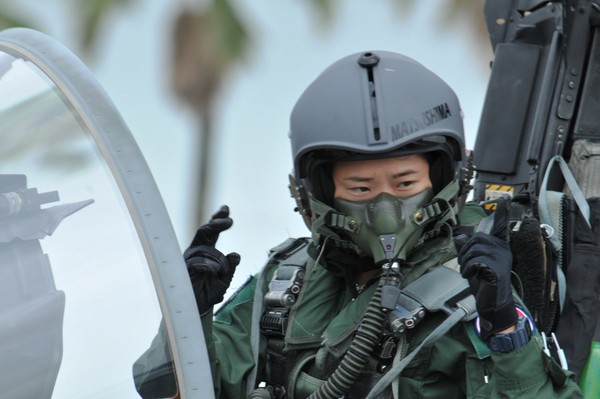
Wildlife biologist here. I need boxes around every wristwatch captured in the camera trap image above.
[487,316,532,353]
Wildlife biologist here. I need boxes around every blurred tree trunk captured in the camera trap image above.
[171,9,223,226]
[170,1,247,226]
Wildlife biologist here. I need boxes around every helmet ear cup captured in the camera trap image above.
[288,173,314,229]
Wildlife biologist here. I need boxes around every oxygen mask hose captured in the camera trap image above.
[308,275,388,399]
[308,232,412,398]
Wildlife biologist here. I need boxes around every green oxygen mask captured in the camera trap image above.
[333,188,434,264]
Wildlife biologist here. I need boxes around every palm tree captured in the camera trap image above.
[169,0,248,224]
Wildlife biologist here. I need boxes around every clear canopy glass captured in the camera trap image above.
[0,41,179,398]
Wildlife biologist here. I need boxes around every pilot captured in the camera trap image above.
[135,51,583,398]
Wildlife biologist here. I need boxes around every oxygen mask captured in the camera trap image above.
[333,188,434,264]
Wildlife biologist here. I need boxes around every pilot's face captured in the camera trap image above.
[332,154,432,202]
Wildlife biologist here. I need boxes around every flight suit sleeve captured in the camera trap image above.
[486,338,583,398]
[203,275,266,399]
[132,321,178,398]
[462,317,583,398]
[465,332,583,398]
[132,276,261,399]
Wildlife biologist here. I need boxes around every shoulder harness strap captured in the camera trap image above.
[247,237,310,396]
[260,238,311,336]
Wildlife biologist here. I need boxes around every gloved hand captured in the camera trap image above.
[458,196,517,341]
[184,205,241,316]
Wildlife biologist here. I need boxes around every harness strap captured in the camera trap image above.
[248,258,271,396]
[247,238,310,396]
[368,296,475,399]
[539,155,590,237]
[538,155,588,313]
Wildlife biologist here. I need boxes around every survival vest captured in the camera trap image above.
[247,232,480,399]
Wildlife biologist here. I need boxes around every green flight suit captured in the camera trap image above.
[203,221,583,399]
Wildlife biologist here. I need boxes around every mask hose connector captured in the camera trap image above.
[381,261,401,310]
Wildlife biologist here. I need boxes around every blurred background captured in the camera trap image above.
[2,0,492,293]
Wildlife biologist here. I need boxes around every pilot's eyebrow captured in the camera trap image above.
[391,169,419,179]
[342,169,419,182]
[341,176,373,182]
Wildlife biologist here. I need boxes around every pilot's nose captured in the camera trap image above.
[379,183,396,196]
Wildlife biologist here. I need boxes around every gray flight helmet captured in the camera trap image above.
[288,50,466,227]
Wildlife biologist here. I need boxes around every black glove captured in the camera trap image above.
[184,205,241,316]
[458,196,517,341]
